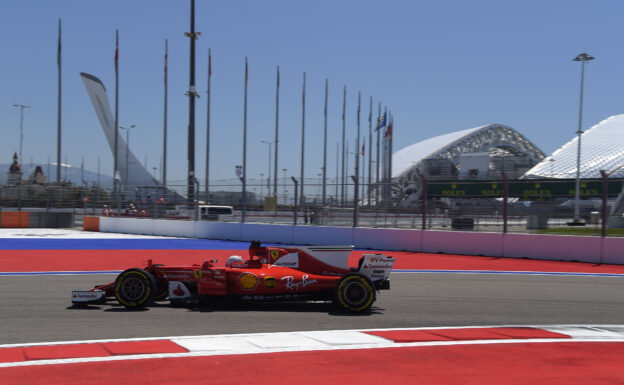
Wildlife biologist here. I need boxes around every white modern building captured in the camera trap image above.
[390,124,545,206]
[524,114,624,179]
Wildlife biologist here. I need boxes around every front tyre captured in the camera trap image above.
[114,268,157,309]
[334,273,376,312]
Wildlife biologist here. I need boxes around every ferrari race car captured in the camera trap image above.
[72,241,396,312]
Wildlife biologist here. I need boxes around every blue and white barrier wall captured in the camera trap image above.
[88,216,624,265]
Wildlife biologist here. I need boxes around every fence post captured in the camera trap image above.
[420,174,427,230]
[351,175,358,227]
[502,172,508,234]
[291,177,298,225]
[600,170,607,238]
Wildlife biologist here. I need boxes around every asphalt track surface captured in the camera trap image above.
[2,271,624,344]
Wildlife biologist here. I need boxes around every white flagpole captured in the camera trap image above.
[205,48,211,200]
[300,72,306,205]
[341,85,346,206]
[273,65,280,198]
[322,78,328,206]
[242,57,248,222]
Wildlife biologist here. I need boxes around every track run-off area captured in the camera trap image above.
[1,228,624,384]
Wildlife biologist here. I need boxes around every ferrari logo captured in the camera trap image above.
[264,276,276,289]
[270,250,279,261]
[193,270,202,279]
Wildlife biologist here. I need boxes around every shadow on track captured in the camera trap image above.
[67,299,381,316]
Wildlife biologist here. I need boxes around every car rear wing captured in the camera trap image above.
[357,254,396,283]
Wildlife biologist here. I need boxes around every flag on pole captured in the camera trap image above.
[208,48,212,77]
[361,138,365,156]
[245,57,248,83]
[164,39,168,84]
[385,116,393,138]
[379,112,386,129]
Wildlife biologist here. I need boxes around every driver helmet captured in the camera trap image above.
[226,255,244,267]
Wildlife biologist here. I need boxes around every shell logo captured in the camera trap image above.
[238,273,259,289]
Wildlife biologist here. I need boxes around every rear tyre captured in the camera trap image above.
[334,273,376,312]
[114,268,157,309]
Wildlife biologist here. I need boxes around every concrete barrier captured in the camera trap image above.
[83,216,100,232]
[92,218,624,265]
[293,225,353,246]
[29,212,74,228]
[353,227,422,251]
[240,223,291,244]
[198,222,243,241]
[112,217,149,235]
[152,218,194,237]
[423,230,504,256]
[0,211,74,228]
[503,233,601,263]
[600,237,624,264]
[1,212,29,228]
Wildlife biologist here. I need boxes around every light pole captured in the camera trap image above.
[120,124,135,189]
[572,52,594,225]
[261,140,273,196]
[13,104,31,164]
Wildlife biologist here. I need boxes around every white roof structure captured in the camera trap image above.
[392,123,544,179]
[393,126,481,179]
[390,123,545,206]
[524,114,624,179]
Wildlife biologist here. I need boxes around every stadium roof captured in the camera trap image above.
[392,123,544,179]
[523,114,624,179]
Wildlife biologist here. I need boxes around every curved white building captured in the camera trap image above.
[524,114,624,179]
[390,124,544,206]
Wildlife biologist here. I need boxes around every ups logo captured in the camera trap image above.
[264,276,276,289]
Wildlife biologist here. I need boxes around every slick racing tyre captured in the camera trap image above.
[114,268,157,309]
[334,273,376,312]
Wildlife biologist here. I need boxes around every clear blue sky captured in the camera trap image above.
[1,0,623,187]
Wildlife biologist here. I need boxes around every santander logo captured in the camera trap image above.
[173,284,185,296]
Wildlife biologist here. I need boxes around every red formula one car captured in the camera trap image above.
[72,241,396,312]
